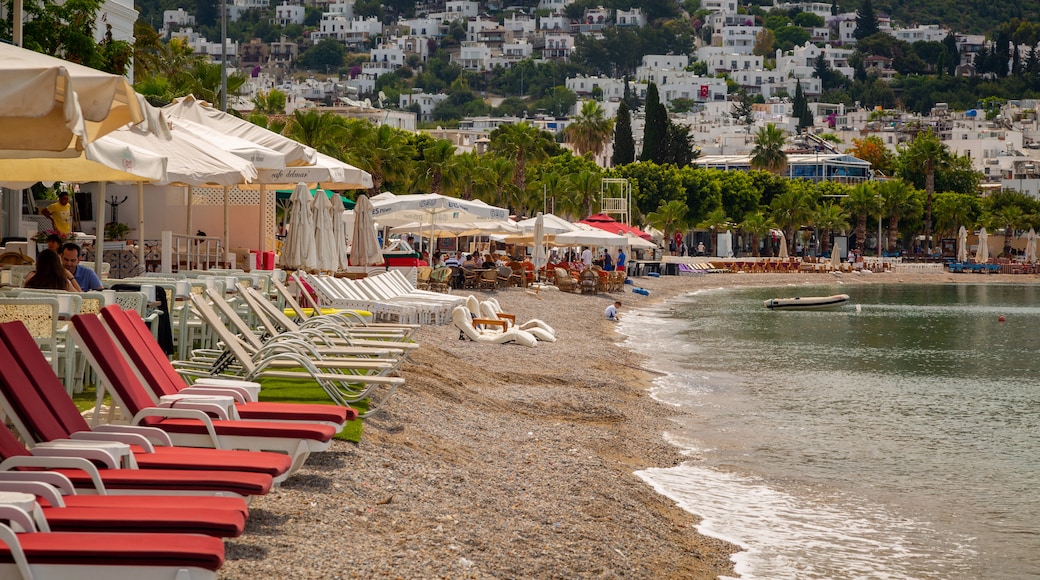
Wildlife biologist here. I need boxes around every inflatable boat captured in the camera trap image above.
[764,294,850,310]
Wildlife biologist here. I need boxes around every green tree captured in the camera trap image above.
[488,122,557,211]
[855,0,880,40]
[843,182,881,253]
[792,79,813,131]
[646,200,689,243]
[896,129,952,251]
[284,109,346,157]
[933,192,982,241]
[739,211,777,257]
[299,38,345,70]
[340,121,416,195]
[612,101,635,166]
[877,179,922,254]
[750,124,788,174]
[640,83,668,163]
[252,89,287,115]
[731,88,755,135]
[770,186,814,253]
[414,139,458,194]
[564,101,615,158]
[697,207,735,254]
[813,202,849,256]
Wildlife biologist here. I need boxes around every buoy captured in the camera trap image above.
[648,272,661,278]
[998,315,1006,322]
[624,279,634,285]
[633,287,650,296]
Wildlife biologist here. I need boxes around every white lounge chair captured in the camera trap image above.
[452,306,537,347]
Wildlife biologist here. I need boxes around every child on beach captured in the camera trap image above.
[605,301,621,321]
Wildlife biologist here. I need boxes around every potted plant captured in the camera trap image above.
[104,222,131,241]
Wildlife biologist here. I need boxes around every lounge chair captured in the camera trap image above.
[69,314,340,475]
[452,306,537,347]
[0,477,246,537]
[274,276,420,337]
[0,516,226,579]
[554,268,577,293]
[98,305,355,428]
[0,321,296,484]
[477,297,556,342]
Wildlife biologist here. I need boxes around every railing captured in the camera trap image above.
[164,232,227,272]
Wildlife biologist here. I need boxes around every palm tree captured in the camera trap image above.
[343,123,416,195]
[414,140,457,194]
[646,200,689,243]
[877,179,920,254]
[284,109,346,156]
[770,187,814,254]
[901,130,945,251]
[563,101,615,158]
[488,122,554,209]
[739,211,777,257]
[531,172,574,216]
[990,205,1027,257]
[484,156,518,211]
[813,202,848,256]
[844,182,881,253]
[750,123,788,174]
[697,207,734,255]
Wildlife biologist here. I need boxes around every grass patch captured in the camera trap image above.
[256,376,367,443]
[74,380,366,444]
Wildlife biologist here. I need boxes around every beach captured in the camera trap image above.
[218,270,1037,579]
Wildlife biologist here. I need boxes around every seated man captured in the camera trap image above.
[604,300,621,322]
[61,242,103,291]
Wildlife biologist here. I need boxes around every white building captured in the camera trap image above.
[775,43,854,84]
[615,8,646,27]
[537,0,574,14]
[430,0,479,21]
[540,14,572,31]
[457,42,492,71]
[889,24,948,44]
[162,8,194,29]
[275,4,306,26]
[566,75,627,101]
[400,90,450,122]
[543,32,574,59]
[227,0,270,21]
[401,17,445,37]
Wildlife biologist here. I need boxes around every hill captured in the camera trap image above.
[854,0,1040,35]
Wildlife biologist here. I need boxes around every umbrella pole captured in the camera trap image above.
[223,186,230,266]
[186,185,194,240]
[95,182,106,277]
[137,182,145,271]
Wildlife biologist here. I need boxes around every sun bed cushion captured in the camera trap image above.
[41,505,245,537]
[101,306,356,424]
[0,531,224,571]
[44,494,248,518]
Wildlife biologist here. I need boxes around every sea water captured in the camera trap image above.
[623,283,1040,579]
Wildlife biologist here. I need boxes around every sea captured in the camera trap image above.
[621,283,1040,580]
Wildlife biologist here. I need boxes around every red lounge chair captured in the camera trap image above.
[0,512,224,579]
[0,478,245,537]
[0,322,294,485]
[0,420,273,498]
[70,313,337,475]
[100,305,354,427]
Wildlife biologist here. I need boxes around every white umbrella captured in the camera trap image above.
[830,244,841,268]
[516,213,577,235]
[957,226,968,263]
[533,212,546,280]
[625,233,658,249]
[350,194,383,267]
[554,228,630,247]
[311,189,338,273]
[975,227,989,263]
[281,183,317,270]
[778,231,789,259]
[1026,228,1037,264]
[331,194,351,271]
[370,192,509,254]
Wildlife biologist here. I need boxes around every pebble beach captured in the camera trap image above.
[218,269,1038,579]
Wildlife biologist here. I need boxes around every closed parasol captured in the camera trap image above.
[350,194,383,267]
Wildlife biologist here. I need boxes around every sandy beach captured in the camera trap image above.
[218,270,1038,579]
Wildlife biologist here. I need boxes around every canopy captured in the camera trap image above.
[554,228,630,247]
[370,193,509,227]
[516,212,577,235]
[0,42,144,154]
[580,213,652,240]
[171,117,287,170]
[163,95,315,166]
[251,152,372,190]
[0,135,168,189]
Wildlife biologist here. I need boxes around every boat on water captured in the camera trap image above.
[764,294,850,310]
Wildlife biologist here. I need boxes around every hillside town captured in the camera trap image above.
[77,0,1027,196]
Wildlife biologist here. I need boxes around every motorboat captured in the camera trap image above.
[764,294,850,310]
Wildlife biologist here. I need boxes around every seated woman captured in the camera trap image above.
[24,249,81,291]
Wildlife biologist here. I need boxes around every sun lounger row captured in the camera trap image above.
[302,271,465,325]
[0,299,382,578]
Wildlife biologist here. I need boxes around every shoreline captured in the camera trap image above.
[219,271,1040,579]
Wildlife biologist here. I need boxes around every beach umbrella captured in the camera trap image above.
[0,42,144,155]
[554,228,629,247]
[975,227,989,263]
[281,183,317,270]
[778,231,789,259]
[516,213,577,235]
[331,193,351,271]
[311,188,338,273]
[350,194,383,267]
[1026,228,1037,264]
[957,226,968,263]
[830,244,841,268]
[533,212,546,281]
